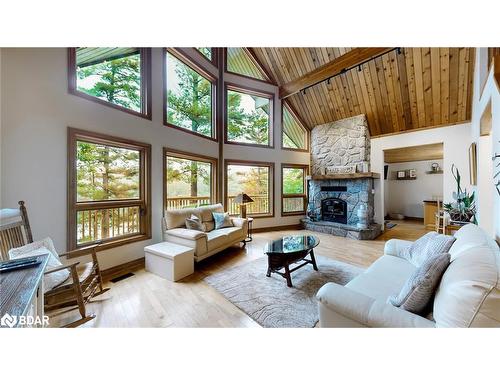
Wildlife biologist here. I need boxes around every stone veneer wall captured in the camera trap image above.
[310,114,371,176]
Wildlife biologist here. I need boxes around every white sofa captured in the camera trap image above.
[317,224,500,328]
[163,203,248,262]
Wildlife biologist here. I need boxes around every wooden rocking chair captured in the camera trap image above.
[0,201,109,327]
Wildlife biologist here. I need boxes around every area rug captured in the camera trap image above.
[204,255,364,328]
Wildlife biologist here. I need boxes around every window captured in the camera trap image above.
[164,149,217,210]
[281,164,308,216]
[282,102,309,151]
[165,49,216,139]
[226,48,270,82]
[68,48,151,118]
[225,86,273,147]
[225,160,274,217]
[197,47,213,62]
[68,128,151,250]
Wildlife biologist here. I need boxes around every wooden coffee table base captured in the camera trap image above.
[266,249,318,287]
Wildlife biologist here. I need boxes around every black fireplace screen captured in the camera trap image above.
[321,198,347,224]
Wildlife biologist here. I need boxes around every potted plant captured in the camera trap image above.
[443,164,477,223]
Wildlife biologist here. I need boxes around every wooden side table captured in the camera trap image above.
[244,217,254,242]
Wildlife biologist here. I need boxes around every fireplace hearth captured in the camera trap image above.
[321,198,347,224]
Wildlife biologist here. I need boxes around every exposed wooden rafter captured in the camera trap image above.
[279,47,395,99]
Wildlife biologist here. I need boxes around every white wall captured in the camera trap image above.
[385,159,443,219]
[470,48,500,242]
[0,48,309,269]
[371,123,472,227]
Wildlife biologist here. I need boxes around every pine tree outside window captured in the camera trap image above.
[225,86,273,147]
[165,49,216,140]
[164,149,217,211]
[68,48,151,119]
[282,102,309,151]
[68,128,151,251]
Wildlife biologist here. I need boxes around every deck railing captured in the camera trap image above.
[165,195,270,215]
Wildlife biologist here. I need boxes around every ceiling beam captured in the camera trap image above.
[279,47,395,99]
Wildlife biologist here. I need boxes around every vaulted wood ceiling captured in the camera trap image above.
[251,48,475,137]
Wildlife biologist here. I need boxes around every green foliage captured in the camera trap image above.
[227,91,269,145]
[444,164,476,223]
[283,168,304,194]
[166,157,211,198]
[166,53,212,137]
[76,141,140,202]
[77,54,141,111]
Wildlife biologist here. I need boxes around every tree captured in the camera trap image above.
[77,54,141,111]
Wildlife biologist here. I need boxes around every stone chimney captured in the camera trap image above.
[310,114,370,176]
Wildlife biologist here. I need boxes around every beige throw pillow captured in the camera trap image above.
[396,231,456,267]
[185,214,204,232]
[388,252,451,315]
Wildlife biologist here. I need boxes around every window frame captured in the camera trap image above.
[163,148,218,212]
[224,48,276,84]
[67,127,152,252]
[194,47,218,67]
[224,159,275,218]
[281,101,310,153]
[224,83,275,149]
[67,48,152,120]
[281,163,309,217]
[163,48,218,142]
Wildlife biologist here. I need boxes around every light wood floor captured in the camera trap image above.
[50,220,428,328]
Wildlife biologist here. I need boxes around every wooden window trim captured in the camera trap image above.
[67,48,152,120]
[224,48,276,85]
[163,148,218,212]
[67,127,152,252]
[281,100,310,153]
[224,159,275,218]
[224,83,275,149]
[281,163,309,217]
[194,47,218,67]
[163,48,218,142]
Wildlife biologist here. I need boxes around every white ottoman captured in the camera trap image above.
[144,242,194,281]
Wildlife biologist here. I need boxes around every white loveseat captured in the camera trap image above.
[317,224,500,327]
[163,203,248,262]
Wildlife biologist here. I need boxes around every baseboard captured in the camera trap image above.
[253,224,303,233]
[101,257,145,281]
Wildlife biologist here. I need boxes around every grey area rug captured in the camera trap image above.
[204,255,364,328]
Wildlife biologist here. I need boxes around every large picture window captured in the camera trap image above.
[68,128,151,251]
[68,48,151,119]
[282,102,309,151]
[225,160,274,217]
[225,86,273,147]
[164,149,217,210]
[281,164,308,216]
[164,49,216,140]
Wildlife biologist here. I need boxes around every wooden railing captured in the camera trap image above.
[77,206,140,244]
[165,195,270,215]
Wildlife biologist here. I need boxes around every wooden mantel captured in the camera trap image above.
[311,172,380,180]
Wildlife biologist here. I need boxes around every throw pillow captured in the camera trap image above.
[9,237,70,291]
[213,212,232,229]
[388,252,451,314]
[185,214,204,232]
[397,231,455,267]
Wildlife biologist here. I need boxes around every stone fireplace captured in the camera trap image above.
[301,114,381,240]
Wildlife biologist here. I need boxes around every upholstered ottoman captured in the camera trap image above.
[144,242,194,282]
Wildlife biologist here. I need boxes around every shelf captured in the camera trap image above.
[311,172,380,180]
[425,170,443,174]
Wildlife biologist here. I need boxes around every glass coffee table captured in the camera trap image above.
[264,235,320,287]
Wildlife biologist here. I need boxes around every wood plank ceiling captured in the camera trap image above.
[251,48,475,137]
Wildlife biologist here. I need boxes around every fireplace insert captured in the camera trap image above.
[321,197,347,224]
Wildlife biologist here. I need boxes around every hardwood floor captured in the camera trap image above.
[49,220,428,328]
